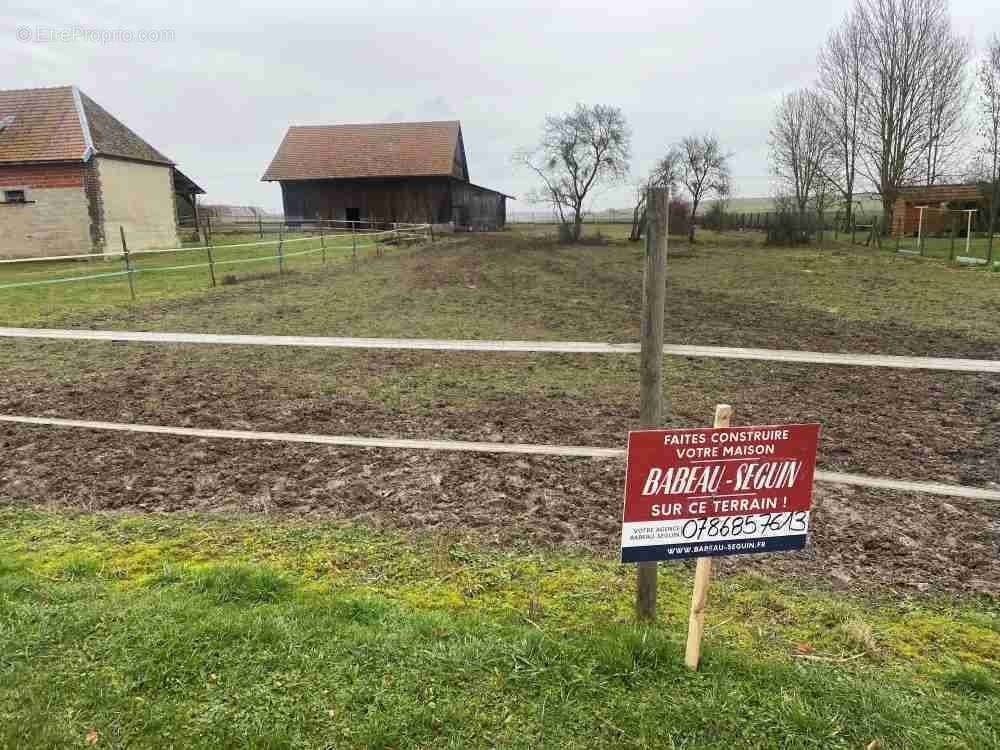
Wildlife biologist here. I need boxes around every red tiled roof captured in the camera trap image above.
[0,85,172,165]
[261,121,465,181]
[79,91,171,165]
[0,86,87,163]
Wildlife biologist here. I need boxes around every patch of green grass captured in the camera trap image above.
[163,563,293,605]
[0,507,996,748]
[0,232,374,325]
[940,665,1000,697]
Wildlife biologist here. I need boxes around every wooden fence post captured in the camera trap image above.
[320,228,326,265]
[277,224,285,274]
[205,232,217,288]
[950,214,957,261]
[119,226,136,302]
[966,210,973,260]
[684,404,734,670]
[851,218,856,245]
[352,222,358,268]
[918,206,925,256]
[258,215,263,239]
[636,186,669,623]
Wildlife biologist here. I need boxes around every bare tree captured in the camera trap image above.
[770,90,836,220]
[679,134,731,242]
[980,34,1000,264]
[630,147,682,241]
[812,170,839,226]
[853,0,970,230]
[817,11,866,228]
[516,104,631,242]
[923,29,972,184]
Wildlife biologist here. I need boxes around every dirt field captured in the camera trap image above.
[1,229,997,594]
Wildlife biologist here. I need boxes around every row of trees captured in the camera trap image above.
[516,103,732,244]
[518,1,999,255]
[769,0,999,257]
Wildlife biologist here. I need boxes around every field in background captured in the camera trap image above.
[507,195,887,221]
[700,195,886,215]
[1,225,997,747]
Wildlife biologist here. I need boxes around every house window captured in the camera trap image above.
[3,189,26,203]
[345,207,361,223]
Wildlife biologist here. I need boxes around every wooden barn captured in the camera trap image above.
[261,120,510,230]
[890,183,986,236]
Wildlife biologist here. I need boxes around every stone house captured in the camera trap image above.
[0,85,202,258]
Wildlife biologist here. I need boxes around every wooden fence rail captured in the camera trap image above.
[1,328,996,374]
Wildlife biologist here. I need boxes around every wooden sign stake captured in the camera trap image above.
[684,403,733,670]
[636,186,668,622]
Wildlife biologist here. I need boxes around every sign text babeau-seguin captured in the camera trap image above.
[621,424,821,563]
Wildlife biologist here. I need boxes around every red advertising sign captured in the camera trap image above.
[621,424,821,563]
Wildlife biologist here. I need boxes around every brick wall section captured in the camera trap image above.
[0,163,93,258]
[0,162,86,190]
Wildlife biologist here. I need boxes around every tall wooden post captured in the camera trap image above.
[119,226,136,301]
[685,404,734,670]
[320,228,327,265]
[258,215,264,239]
[636,186,669,622]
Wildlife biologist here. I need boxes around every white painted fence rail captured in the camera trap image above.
[0,328,997,373]
[1,415,997,502]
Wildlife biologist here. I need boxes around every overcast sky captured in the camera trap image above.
[3,0,993,213]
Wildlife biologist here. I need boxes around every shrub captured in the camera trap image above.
[668,199,691,237]
[765,209,813,246]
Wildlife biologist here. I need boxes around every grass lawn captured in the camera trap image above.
[1,508,997,749]
[1,226,998,747]
[0,231,387,325]
[889,233,999,263]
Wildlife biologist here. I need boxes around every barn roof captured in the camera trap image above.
[261,120,468,181]
[0,85,172,166]
[173,166,205,195]
[896,183,984,204]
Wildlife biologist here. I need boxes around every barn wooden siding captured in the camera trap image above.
[890,184,985,236]
[280,177,505,229]
[452,181,506,230]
